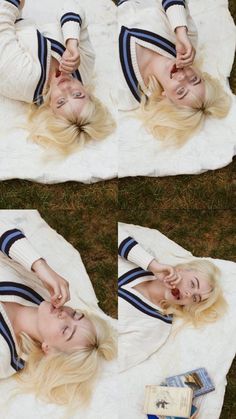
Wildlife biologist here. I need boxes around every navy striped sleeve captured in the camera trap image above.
[118,0,129,6]
[118,236,138,260]
[5,0,20,8]
[60,12,82,27]
[0,228,25,258]
[162,0,185,12]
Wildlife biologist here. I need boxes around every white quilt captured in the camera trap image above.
[119,0,236,177]
[0,0,118,184]
[118,223,236,419]
[0,211,118,419]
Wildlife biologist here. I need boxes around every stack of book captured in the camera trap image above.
[144,367,215,419]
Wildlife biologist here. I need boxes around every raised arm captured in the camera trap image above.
[0,224,70,307]
[161,0,187,32]
[118,226,181,284]
[58,0,86,46]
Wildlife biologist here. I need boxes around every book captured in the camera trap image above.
[144,385,193,418]
[165,404,198,419]
[147,404,197,419]
[166,367,215,397]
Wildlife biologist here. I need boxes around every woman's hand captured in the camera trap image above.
[32,259,70,308]
[19,0,25,10]
[148,259,182,289]
[175,26,196,68]
[59,39,80,74]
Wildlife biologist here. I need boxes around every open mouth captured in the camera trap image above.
[171,288,181,300]
[170,64,183,79]
[55,69,61,78]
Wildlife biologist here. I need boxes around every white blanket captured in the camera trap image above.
[0,210,118,419]
[119,0,236,177]
[118,222,236,419]
[0,0,117,184]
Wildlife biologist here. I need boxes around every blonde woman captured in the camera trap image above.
[118,0,231,145]
[118,229,226,370]
[0,0,115,153]
[0,224,116,410]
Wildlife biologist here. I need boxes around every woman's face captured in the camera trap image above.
[37,302,96,354]
[163,269,212,306]
[161,61,205,107]
[49,73,89,119]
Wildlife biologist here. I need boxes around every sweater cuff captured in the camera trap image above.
[9,237,42,272]
[166,5,188,32]
[4,0,20,9]
[1,0,20,19]
[61,19,81,45]
[128,246,154,271]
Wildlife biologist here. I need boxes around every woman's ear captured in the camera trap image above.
[41,342,52,355]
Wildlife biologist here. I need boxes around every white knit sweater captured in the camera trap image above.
[118,0,198,110]
[118,225,173,372]
[0,0,95,104]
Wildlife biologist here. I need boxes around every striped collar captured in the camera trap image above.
[119,26,176,102]
[34,34,82,106]
[0,282,44,372]
[118,267,173,323]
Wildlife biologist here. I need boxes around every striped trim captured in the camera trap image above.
[33,31,48,105]
[162,0,185,12]
[0,312,25,371]
[119,288,173,323]
[118,0,129,6]
[0,282,44,305]
[47,37,82,83]
[0,229,25,257]
[118,267,173,322]
[5,0,20,8]
[119,26,176,102]
[60,12,82,27]
[118,236,138,259]
[118,267,153,287]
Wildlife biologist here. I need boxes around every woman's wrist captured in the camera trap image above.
[148,259,160,273]
[175,26,187,34]
[31,258,47,274]
[66,38,79,47]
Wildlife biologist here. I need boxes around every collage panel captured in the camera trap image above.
[0,0,118,209]
[0,209,117,418]
[118,0,236,209]
[118,209,236,419]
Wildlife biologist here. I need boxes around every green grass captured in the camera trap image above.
[38,210,117,318]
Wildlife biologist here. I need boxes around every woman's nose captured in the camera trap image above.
[177,72,185,81]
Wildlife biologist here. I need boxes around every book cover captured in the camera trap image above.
[165,404,198,419]
[166,367,215,397]
[144,385,193,418]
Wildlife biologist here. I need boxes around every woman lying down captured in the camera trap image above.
[118,227,226,371]
[118,0,231,146]
[0,0,115,153]
[0,224,116,412]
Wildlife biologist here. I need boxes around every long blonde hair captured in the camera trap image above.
[27,86,116,154]
[14,309,117,411]
[138,70,231,146]
[161,259,227,326]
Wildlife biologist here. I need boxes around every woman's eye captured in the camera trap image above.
[191,76,198,83]
[192,295,197,303]
[63,326,68,334]
[73,92,82,97]
[177,88,185,96]
[57,98,65,105]
[73,310,80,320]
[191,281,195,288]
